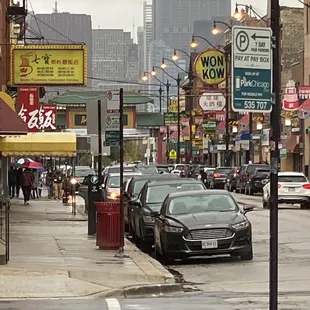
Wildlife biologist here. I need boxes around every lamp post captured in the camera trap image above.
[152,66,182,163]
[233,3,268,22]
[191,34,231,166]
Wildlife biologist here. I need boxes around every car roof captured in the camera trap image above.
[130,174,177,181]
[278,172,306,176]
[168,189,230,199]
[146,179,202,187]
[109,172,142,177]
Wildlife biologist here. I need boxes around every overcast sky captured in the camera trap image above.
[29,0,302,34]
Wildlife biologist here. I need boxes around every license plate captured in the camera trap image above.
[202,239,218,249]
[288,187,295,192]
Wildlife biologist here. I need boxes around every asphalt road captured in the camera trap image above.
[162,191,310,309]
[0,294,233,310]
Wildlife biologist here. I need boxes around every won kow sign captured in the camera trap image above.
[194,49,227,85]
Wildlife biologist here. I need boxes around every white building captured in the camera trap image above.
[143,1,153,72]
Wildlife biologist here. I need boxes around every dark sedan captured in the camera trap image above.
[124,174,179,233]
[153,190,253,262]
[132,179,206,251]
[210,167,233,189]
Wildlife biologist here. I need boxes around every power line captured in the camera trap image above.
[28,0,43,40]
[27,12,77,44]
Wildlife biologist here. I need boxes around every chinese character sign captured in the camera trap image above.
[199,93,225,111]
[10,45,87,86]
[282,80,299,111]
[17,87,39,132]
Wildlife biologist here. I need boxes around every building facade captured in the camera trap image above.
[143,1,152,72]
[152,0,231,53]
[26,12,93,86]
[92,29,133,86]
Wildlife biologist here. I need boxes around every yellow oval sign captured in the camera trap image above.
[194,49,227,85]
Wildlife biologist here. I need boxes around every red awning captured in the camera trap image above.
[285,135,299,152]
[217,121,226,131]
[239,114,249,124]
[299,98,310,111]
[0,98,28,135]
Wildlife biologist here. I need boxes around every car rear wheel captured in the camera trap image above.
[301,202,310,209]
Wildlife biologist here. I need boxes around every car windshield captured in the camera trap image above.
[108,175,136,188]
[138,166,158,174]
[175,165,187,171]
[278,175,307,183]
[146,183,204,203]
[133,180,148,195]
[215,168,232,174]
[75,168,95,177]
[169,194,238,215]
[157,167,170,173]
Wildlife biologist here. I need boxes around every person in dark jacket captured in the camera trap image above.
[21,168,34,205]
[46,169,54,198]
[8,166,17,199]
[16,168,23,197]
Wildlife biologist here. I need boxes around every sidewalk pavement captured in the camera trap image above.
[0,198,178,299]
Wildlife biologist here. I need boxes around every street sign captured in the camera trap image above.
[107,91,120,113]
[105,131,120,146]
[86,99,106,135]
[199,93,225,111]
[169,149,177,160]
[105,113,120,131]
[232,26,273,113]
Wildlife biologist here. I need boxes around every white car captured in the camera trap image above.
[262,172,310,209]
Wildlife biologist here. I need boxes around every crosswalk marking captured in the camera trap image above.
[106,298,121,310]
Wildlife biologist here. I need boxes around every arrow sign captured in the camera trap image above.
[251,33,270,40]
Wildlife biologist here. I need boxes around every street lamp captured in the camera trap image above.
[151,67,156,76]
[212,20,232,35]
[152,66,182,163]
[190,35,217,49]
[142,73,148,81]
[172,49,179,61]
[160,59,167,69]
[233,3,267,22]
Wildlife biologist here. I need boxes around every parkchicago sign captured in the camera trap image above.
[194,49,227,85]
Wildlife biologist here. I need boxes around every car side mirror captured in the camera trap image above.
[150,211,160,218]
[133,199,142,207]
[240,204,254,214]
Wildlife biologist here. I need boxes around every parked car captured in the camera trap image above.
[102,171,142,201]
[136,165,159,175]
[124,174,179,233]
[262,172,310,209]
[209,167,233,189]
[235,164,269,194]
[225,167,239,192]
[153,190,254,262]
[131,179,206,251]
[245,168,270,195]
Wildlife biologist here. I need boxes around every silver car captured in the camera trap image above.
[103,172,142,201]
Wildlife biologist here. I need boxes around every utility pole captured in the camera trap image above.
[176,74,181,163]
[159,86,163,113]
[224,51,230,167]
[270,0,281,308]
[97,100,103,184]
[166,80,170,163]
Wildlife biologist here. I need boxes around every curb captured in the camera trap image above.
[125,239,175,284]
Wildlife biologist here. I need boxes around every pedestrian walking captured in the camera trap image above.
[21,168,34,205]
[53,170,64,200]
[46,169,54,198]
[31,169,39,199]
[38,174,43,197]
[8,166,17,199]
[16,168,23,197]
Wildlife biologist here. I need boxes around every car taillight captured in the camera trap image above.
[214,173,220,178]
[278,184,281,188]
[302,184,310,189]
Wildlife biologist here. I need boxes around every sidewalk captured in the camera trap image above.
[0,198,178,299]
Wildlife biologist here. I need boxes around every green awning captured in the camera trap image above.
[49,90,150,105]
[137,113,164,127]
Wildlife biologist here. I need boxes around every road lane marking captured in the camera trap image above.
[106,298,121,310]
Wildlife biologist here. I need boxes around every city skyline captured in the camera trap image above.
[30,0,302,34]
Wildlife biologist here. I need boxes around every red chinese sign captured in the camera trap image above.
[17,88,56,131]
[282,80,299,111]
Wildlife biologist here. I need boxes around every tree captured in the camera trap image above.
[78,154,91,166]
[124,141,144,162]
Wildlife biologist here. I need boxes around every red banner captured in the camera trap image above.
[17,88,56,131]
[17,87,40,132]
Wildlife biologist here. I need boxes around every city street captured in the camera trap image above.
[162,192,310,309]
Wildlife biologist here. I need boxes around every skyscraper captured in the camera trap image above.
[152,0,231,53]
[26,12,92,85]
[137,26,144,76]
[92,29,134,85]
[143,1,152,71]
